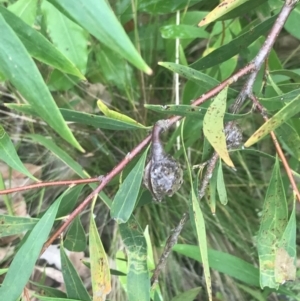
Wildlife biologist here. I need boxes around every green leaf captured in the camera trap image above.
[89,214,111,299]
[0,190,68,301]
[97,99,146,129]
[171,287,201,301]
[60,241,91,301]
[26,134,112,208]
[275,122,300,160]
[0,6,84,79]
[190,14,277,70]
[47,0,152,74]
[64,216,87,252]
[181,120,212,301]
[245,94,300,147]
[0,14,83,151]
[57,185,85,218]
[0,215,38,237]
[173,244,260,287]
[0,125,37,181]
[8,0,38,25]
[30,281,67,298]
[284,7,300,40]
[217,158,228,205]
[144,104,248,120]
[6,103,147,130]
[160,25,209,39]
[203,86,234,168]
[158,62,238,97]
[138,0,199,14]
[260,88,300,111]
[33,296,83,301]
[275,199,297,284]
[257,157,288,289]
[119,216,150,301]
[216,0,268,21]
[199,0,249,26]
[42,1,88,74]
[111,149,148,223]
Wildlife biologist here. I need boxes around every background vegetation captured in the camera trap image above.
[0,0,299,300]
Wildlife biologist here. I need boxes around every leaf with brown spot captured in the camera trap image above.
[245,94,300,147]
[203,86,234,168]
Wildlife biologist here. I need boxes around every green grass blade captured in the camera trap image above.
[119,216,150,301]
[111,149,148,223]
[171,287,201,301]
[60,241,91,301]
[0,14,83,151]
[47,0,152,74]
[0,190,69,301]
[173,244,260,287]
[181,119,212,301]
[0,125,37,181]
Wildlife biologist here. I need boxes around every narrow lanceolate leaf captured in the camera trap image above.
[199,0,248,26]
[0,125,37,181]
[158,62,238,98]
[217,159,228,205]
[7,104,146,130]
[203,86,234,168]
[111,150,148,223]
[257,158,288,289]
[275,199,297,284]
[144,104,247,121]
[0,190,68,301]
[64,216,87,252]
[97,100,147,129]
[47,0,152,75]
[171,287,202,301]
[191,15,276,70]
[8,0,38,25]
[181,120,212,301]
[0,14,83,151]
[0,215,38,237]
[89,215,111,301]
[42,1,88,74]
[119,217,150,301]
[0,6,84,78]
[60,242,91,301]
[245,94,300,147]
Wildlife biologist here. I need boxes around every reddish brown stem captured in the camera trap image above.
[250,94,300,202]
[0,178,100,195]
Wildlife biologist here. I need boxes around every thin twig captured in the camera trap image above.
[0,178,100,195]
[150,212,189,288]
[249,94,300,202]
[198,0,298,201]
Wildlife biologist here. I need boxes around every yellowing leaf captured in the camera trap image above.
[203,86,234,168]
[244,94,300,147]
[97,99,146,128]
[89,215,111,301]
[199,0,248,27]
